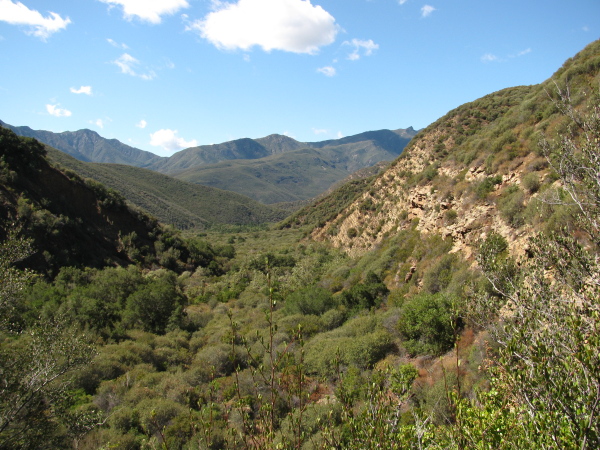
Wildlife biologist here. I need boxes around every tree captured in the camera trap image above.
[0,230,97,448]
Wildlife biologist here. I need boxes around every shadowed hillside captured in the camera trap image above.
[46,147,288,229]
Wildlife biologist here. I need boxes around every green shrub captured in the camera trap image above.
[497,185,525,227]
[340,272,388,311]
[475,175,502,199]
[521,172,540,194]
[284,285,337,316]
[423,253,457,294]
[398,293,458,356]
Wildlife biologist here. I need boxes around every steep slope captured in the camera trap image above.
[0,120,163,167]
[45,147,288,229]
[311,40,600,265]
[0,127,176,276]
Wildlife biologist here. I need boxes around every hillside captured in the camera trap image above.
[312,40,600,263]
[2,40,600,450]
[0,120,163,167]
[45,147,288,229]
[0,127,202,276]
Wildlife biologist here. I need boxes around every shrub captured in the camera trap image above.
[521,172,540,194]
[398,292,458,356]
[475,176,502,199]
[284,285,336,316]
[497,186,525,227]
[423,253,457,294]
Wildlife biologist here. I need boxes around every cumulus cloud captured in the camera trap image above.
[150,129,198,153]
[0,0,71,39]
[398,0,408,4]
[99,0,189,24]
[312,128,328,135]
[317,66,336,77]
[93,119,105,128]
[112,53,156,80]
[344,38,378,60]
[189,0,338,54]
[70,86,92,95]
[421,5,435,17]
[46,104,72,117]
[136,119,147,128]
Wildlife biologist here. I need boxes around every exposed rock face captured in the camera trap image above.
[311,123,537,264]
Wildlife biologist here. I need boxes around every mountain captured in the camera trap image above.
[170,128,417,203]
[307,39,600,261]
[0,120,164,167]
[3,121,417,204]
[150,134,307,174]
[44,147,288,229]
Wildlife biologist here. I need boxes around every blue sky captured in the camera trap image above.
[0,0,598,157]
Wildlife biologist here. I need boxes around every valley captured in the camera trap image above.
[0,39,599,449]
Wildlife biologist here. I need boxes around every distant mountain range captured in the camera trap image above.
[1,120,418,204]
[0,120,163,167]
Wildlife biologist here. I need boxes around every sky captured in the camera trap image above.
[0,0,598,157]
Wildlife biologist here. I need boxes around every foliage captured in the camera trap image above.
[398,292,459,356]
[46,147,288,229]
[340,271,389,311]
[284,285,337,316]
[473,87,600,447]
[0,231,97,448]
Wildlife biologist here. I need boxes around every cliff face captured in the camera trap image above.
[311,40,600,263]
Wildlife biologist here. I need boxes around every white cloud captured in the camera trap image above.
[190,0,338,55]
[337,131,343,139]
[46,104,72,117]
[93,119,105,128]
[107,38,128,49]
[150,129,198,153]
[344,38,378,60]
[582,25,589,32]
[481,53,499,63]
[398,0,408,4]
[112,53,156,80]
[0,0,71,39]
[70,86,92,95]
[317,65,336,77]
[421,5,435,17]
[136,119,147,128]
[517,48,531,57]
[312,128,328,134]
[99,0,189,24]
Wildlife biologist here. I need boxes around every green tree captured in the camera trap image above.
[0,231,97,448]
[124,271,185,334]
